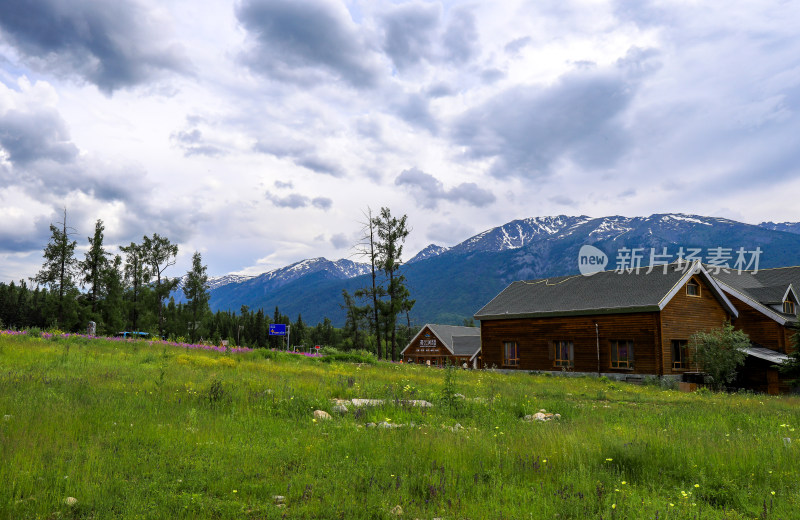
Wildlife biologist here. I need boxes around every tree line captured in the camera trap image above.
[0,207,419,354]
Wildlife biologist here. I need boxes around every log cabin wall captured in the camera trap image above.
[726,294,791,352]
[479,312,662,375]
[660,275,732,375]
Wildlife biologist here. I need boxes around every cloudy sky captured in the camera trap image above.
[1,0,800,282]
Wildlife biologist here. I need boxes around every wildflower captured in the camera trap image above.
[621,481,626,485]
[606,458,613,461]
[694,484,700,488]
[232,490,237,493]
[542,459,547,463]
[669,503,674,507]
[612,504,616,509]
[771,491,776,495]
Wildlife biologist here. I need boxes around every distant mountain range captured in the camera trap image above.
[172,214,800,326]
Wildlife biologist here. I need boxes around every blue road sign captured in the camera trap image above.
[269,324,286,336]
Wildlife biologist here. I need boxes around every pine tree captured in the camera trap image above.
[142,233,179,338]
[80,219,110,315]
[33,208,78,327]
[374,207,414,361]
[120,242,149,332]
[183,251,209,343]
[100,255,126,334]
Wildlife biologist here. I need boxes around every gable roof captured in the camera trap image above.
[474,261,738,320]
[451,335,481,357]
[712,265,800,324]
[401,324,481,356]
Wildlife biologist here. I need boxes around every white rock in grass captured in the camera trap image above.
[2,415,11,421]
[313,410,331,420]
[64,497,78,506]
[272,495,285,504]
[332,404,348,414]
[390,504,403,515]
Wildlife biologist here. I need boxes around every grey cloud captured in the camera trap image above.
[0,0,188,93]
[549,194,576,206]
[170,129,226,157]
[480,68,505,84]
[274,180,294,189]
[426,82,456,98]
[265,191,332,210]
[393,93,438,133]
[382,2,440,71]
[296,156,345,177]
[0,109,78,165]
[504,36,532,55]
[394,167,495,209]
[267,192,310,209]
[236,0,380,88]
[0,107,150,203]
[442,7,479,64]
[255,138,345,177]
[330,233,349,249]
[453,67,639,178]
[312,197,332,210]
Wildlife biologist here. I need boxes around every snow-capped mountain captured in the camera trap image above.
[407,214,745,263]
[759,221,800,235]
[252,257,371,287]
[195,213,800,326]
[407,244,450,263]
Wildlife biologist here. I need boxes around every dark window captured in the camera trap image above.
[686,279,700,296]
[672,340,688,369]
[610,340,634,369]
[784,300,795,315]
[554,340,574,368]
[503,341,519,366]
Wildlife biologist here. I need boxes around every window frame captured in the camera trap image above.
[784,300,796,315]
[686,278,701,297]
[503,341,519,367]
[553,340,574,368]
[610,339,634,369]
[671,339,688,370]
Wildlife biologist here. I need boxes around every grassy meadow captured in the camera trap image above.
[1,333,799,519]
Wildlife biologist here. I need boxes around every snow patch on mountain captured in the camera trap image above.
[408,244,450,263]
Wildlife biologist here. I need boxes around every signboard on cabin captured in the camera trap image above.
[269,324,287,336]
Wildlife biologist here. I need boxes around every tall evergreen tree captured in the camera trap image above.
[80,219,109,315]
[101,255,126,334]
[374,207,413,361]
[33,208,78,327]
[120,242,149,332]
[183,251,209,343]
[142,233,179,338]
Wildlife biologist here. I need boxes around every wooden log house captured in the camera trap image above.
[474,260,799,393]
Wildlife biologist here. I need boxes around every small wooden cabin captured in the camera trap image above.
[401,324,482,368]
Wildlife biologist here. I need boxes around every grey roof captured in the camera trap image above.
[745,346,788,364]
[402,324,481,355]
[475,262,735,320]
[451,335,481,357]
[713,266,800,320]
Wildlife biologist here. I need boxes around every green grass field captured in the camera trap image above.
[1,333,799,519]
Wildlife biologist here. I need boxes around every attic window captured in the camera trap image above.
[686,279,700,297]
[785,300,796,315]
